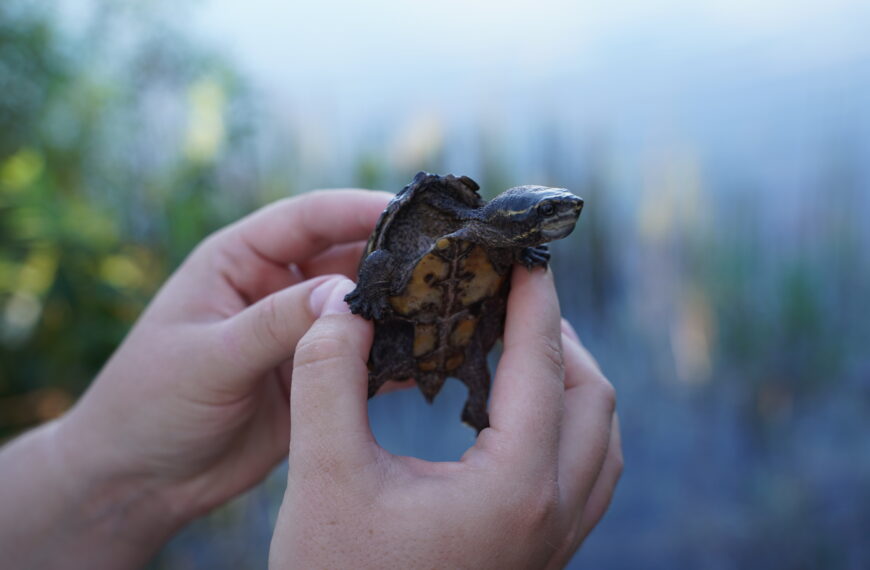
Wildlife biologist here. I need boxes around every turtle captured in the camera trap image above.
[344,172,583,433]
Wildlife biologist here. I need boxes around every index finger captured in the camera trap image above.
[220,189,392,266]
[483,266,564,473]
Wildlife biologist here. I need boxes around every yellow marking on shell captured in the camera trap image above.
[389,251,448,316]
[436,237,451,250]
[413,323,437,357]
[450,315,478,347]
[419,358,438,372]
[458,245,505,306]
[445,352,465,371]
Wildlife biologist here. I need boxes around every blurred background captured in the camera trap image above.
[2,0,869,567]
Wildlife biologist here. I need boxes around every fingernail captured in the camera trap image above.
[309,277,355,317]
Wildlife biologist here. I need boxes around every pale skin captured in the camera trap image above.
[0,190,622,569]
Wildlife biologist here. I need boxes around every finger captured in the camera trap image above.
[561,318,602,373]
[485,266,564,471]
[193,191,388,305]
[212,275,336,391]
[557,329,617,515]
[576,414,623,543]
[297,240,368,280]
[290,276,378,470]
[155,241,301,320]
[213,242,301,305]
[217,190,391,267]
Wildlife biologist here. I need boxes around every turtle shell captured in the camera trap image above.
[360,173,512,432]
[348,171,582,432]
[387,236,508,376]
[362,171,483,260]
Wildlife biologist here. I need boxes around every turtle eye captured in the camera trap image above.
[540,203,556,217]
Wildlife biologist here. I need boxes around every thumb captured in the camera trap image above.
[290,277,377,465]
[214,275,338,389]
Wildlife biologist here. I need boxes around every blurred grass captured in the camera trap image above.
[2,1,869,569]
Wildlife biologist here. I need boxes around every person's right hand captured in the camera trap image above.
[269,266,622,569]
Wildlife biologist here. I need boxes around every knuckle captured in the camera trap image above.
[535,333,565,378]
[493,478,560,535]
[593,376,617,414]
[614,452,625,479]
[294,328,351,370]
[195,227,226,254]
[179,230,224,274]
[612,441,625,477]
[515,479,561,533]
[255,295,289,353]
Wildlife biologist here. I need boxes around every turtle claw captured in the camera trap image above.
[519,245,550,269]
[461,404,490,434]
[345,287,389,321]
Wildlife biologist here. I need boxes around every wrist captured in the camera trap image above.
[52,410,190,557]
[0,417,185,568]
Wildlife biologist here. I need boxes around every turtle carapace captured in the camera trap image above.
[345,172,583,433]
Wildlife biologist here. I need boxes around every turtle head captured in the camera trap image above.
[479,186,584,247]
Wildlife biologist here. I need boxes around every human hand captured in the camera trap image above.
[269,266,622,569]
[48,190,392,559]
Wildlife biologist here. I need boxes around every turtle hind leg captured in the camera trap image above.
[456,364,491,434]
[462,399,490,434]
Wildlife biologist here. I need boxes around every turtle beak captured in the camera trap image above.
[540,192,583,241]
[549,189,583,216]
[542,221,578,241]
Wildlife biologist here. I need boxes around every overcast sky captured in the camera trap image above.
[195,0,870,92]
[181,0,870,191]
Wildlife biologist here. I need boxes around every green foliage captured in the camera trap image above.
[0,1,259,436]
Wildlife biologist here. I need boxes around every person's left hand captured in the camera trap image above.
[54,190,391,548]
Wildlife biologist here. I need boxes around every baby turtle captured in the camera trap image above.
[345,172,583,432]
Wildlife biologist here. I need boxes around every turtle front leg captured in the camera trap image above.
[518,244,550,270]
[345,249,396,320]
